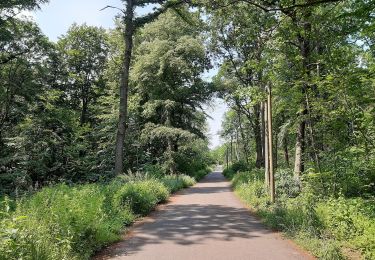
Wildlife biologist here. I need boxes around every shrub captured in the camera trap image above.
[236,179,269,209]
[143,163,165,178]
[222,167,235,179]
[193,169,208,181]
[0,183,135,260]
[225,169,375,259]
[161,175,196,193]
[0,173,197,260]
[161,175,185,193]
[316,197,375,258]
[113,180,169,216]
[180,175,196,187]
[275,168,301,198]
[231,161,249,173]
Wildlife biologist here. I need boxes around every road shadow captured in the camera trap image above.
[96,172,272,258]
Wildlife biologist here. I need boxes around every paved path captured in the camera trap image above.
[96,171,313,260]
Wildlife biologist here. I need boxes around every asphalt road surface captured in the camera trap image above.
[96,171,313,260]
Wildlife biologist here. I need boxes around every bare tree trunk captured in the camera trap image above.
[283,137,290,167]
[305,92,321,172]
[291,5,312,178]
[294,118,306,176]
[166,109,176,174]
[114,0,134,175]
[235,129,240,161]
[80,96,88,126]
[237,111,249,164]
[167,137,176,174]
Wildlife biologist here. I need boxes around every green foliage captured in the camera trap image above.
[57,23,109,125]
[131,11,212,174]
[227,169,375,259]
[161,175,196,193]
[231,161,249,173]
[0,9,213,195]
[113,180,169,216]
[192,168,209,181]
[316,197,375,259]
[0,173,196,259]
[275,169,301,198]
[0,183,133,260]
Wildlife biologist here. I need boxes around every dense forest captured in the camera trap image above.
[210,0,375,258]
[1,0,374,259]
[0,1,213,193]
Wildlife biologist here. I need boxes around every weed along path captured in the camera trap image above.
[96,172,313,260]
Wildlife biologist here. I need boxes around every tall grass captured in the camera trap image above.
[0,174,196,260]
[224,168,375,259]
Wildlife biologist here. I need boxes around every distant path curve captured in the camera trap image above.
[95,171,314,260]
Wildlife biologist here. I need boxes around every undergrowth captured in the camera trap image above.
[0,174,197,260]
[223,167,375,260]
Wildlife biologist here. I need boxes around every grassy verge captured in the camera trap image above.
[223,168,375,260]
[0,174,198,260]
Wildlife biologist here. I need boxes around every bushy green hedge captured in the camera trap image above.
[113,180,169,216]
[161,175,196,193]
[193,168,211,181]
[226,168,375,259]
[0,174,196,260]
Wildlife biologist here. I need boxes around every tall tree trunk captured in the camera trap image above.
[237,111,249,164]
[114,0,134,175]
[294,118,306,176]
[235,129,240,161]
[80,96,88,126]
[166,108,176,174]
[167,137,176,174]
[283,136,290,167]
[305,92,321,172]
[293,10,311,177]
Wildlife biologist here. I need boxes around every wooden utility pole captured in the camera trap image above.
[264,101,269,186]
[267,86,275,203]
[226,146,229,170]
[230,136,233,164]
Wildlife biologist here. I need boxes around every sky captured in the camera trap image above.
[32,0,227,148]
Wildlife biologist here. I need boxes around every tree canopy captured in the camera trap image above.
[0,1,375,258]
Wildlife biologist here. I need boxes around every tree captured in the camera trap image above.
[0,20,51,146]
[132,10,212,173]
[0,0,49,64]
[57,24,109,125]
[111,0,190,174]
[209,3,276,168]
